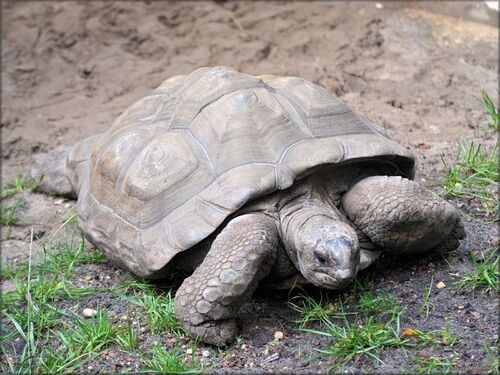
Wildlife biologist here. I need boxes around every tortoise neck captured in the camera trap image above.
[277,180,346,264]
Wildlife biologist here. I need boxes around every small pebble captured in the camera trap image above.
[186,348,193,355]
[82,308,97,318]
[471,311,481,319]
[274,331,284,340]
[202,350,210,358]
[458,305,465,310]
[54,198,64,205]
[437,281,446,289]
[375,3,383,9]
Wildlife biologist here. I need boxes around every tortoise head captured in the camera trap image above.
[285,214,360,289]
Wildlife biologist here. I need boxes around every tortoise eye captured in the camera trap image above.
[315,252,327,264]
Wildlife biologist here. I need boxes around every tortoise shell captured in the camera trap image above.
[76,66,414,278]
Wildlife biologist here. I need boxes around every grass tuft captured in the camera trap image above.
[299,293,458,369]
[37,346,96,374]
[2,172,43,199]
[2,238,106,308]
[303,306,407,368]
[2,237,105,281]
[116,283,183,336]
[288,292,340,327]
[419,276,434,319]
[483,343,500,374]
[444,90,499,213]
[444,141,498,213]
[357,293,397,315]
[416,356,455,374]
[453,248,499,294]
[1,234,110,373]
[480,90,499,131]
[142,345,202,374]
[1,231,42,373]
[114,318,140,351]
[63,309,116,354]
[1,199,26,227]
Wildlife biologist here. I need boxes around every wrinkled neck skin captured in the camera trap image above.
[278,177,342,261]
[277,161,384,252]
[278,174,350,278]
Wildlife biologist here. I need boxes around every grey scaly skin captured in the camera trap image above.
[173,164,465,346]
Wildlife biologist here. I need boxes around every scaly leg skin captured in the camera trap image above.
[354,225,382,270]
[174,214,279,346]
[342,176,465,255]
[31,145,75,197]
[31,134,100,198]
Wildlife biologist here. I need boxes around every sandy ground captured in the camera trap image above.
[1,1,498,373]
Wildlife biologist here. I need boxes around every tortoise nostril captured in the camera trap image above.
[332,257,342,266]
[315,252,343,266]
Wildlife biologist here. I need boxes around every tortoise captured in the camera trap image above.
[32,66,465,346]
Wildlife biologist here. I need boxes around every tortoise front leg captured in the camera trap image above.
[174,214,279,346]
[342,176,465,255]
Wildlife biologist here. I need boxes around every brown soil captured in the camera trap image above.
[1,1,498,373]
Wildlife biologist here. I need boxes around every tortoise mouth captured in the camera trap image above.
[299,263,356,289]
[319,270,355,289]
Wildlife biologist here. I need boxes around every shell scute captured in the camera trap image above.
[190,88,305,174]
[115,131,214,228]
[90,125,157,209]
[169,66,265,129]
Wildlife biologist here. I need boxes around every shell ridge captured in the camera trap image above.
[274,92,315,139]
[163,220,181,252]
[307,109,353,119]
[273,167,278,191]
[196,196,227,214]
[113,132,159,200]
[277,139,307,164]
[88,191,143,231]
[337,138,348,161]
[186,128,217,178]
[168,70,267,130]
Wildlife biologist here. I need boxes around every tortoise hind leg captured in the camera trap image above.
[342,176,465,255]
[31,134,100,198]
[174,214,279,346]
[31,145,75,197]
